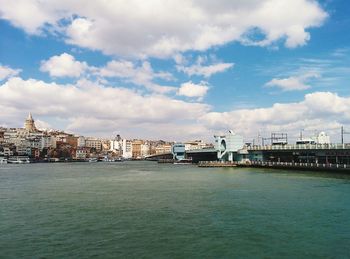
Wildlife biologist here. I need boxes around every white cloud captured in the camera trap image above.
[39,54,176,93]
[40,54,176,93]
[98,60,175,93]
[40,53,88,78]
[0,77,210,139]
[265,72,320,91]
[0,0,60,34]
[0,0,328,58]
[177,56,234,78]
[177,81,209,99]
[1,76,350,142]
[200,91,350,142]
[331,48,349,57]
[0,64,21,80]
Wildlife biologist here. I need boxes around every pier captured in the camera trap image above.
[198,161,237,167]
[197,160,350,172]
[244,161,350,172]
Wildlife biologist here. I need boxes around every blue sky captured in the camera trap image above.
[0,0,349,142]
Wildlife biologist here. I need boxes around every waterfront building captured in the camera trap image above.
[27,147,40,159]
[75,148,88,159]
[132,140,143,159]
[110,135,123,152]
[101,140,111,151]
[296,132,331,145]
[184,140,208,151]
[314,132,331,144]
[85,138,102,151]
[16,145,28,156]
[0,147,14,157]
[41,135,57,149]
[0,128,5,143]
[155,144,172,154]
[122,139,132,159]
[141,142,151,157]
[54,133,68,143]
[66,135,78,149]
[3,128,20,144]
[172,143,185,160]
[77,136,86,148]
[214,130,244,162]
[54,133,77,148]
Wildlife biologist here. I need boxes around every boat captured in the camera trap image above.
[8,156,31,164]
[173,158,193,165]
[0,157,8,164]
[100,157,124,162]
[111,157,124,162]
[88,158,99,163]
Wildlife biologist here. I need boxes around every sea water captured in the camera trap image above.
[1,161,349,258]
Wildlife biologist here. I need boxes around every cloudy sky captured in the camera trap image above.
[0,0,349,143]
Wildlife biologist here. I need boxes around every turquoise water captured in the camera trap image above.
[1,162,350,258]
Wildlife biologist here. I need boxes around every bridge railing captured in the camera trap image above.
[249,160,349,170]
[248,143,350,151]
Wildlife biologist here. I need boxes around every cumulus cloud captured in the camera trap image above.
[177,81,209,99]
[98,60,175,93]
[200,91,350,142]
[40,53,88,78]
[0,77,210,139]
[39,54,175,93]
[0,64,21,80]
[176,55,234,78]
[265,72,320,91]
[0,0,328,58]
[1,76,350,142]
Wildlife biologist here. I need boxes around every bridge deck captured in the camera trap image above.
[248,144,350,151]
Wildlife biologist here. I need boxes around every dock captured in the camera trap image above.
[158,159,175,163]
[198,161,237,167]
[198,160,350,172]
[244,161,350,172]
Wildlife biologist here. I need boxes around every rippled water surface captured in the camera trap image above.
[1,161,350,258]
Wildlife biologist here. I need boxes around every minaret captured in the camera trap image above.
[24,112,37,132]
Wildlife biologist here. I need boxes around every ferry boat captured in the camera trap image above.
[173,158,193,165]
[88,158,99,163]
[8,156,31,164]
[100,157,124,162]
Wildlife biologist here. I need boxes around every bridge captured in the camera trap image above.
[185,148,217,163]
[144,153,173,161]
[144,148,217,163]
[248,143,350,151]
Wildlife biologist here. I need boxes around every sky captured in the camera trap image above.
[0,0,350,143]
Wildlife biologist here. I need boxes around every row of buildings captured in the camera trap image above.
[0,113,211,161]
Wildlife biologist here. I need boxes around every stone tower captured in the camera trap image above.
[24,112,37,132]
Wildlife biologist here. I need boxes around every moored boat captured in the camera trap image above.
[0,157,8,164]
[88,158,99,163]
[173,158,192,165]
[8,156,31,164]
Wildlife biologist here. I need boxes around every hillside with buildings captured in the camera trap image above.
[0,113,212,162]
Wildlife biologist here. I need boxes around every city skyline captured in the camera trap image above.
[1,1,350,142]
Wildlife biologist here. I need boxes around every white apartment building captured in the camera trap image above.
[77,136,86,148]
[75,149,87,159]
[85,138,102,151]
[110,139,122,151]
[0,147,13,157]
[41,135,57,149]
[122,139,132,159]
[184,140,208,151]
[141,143,151,157]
